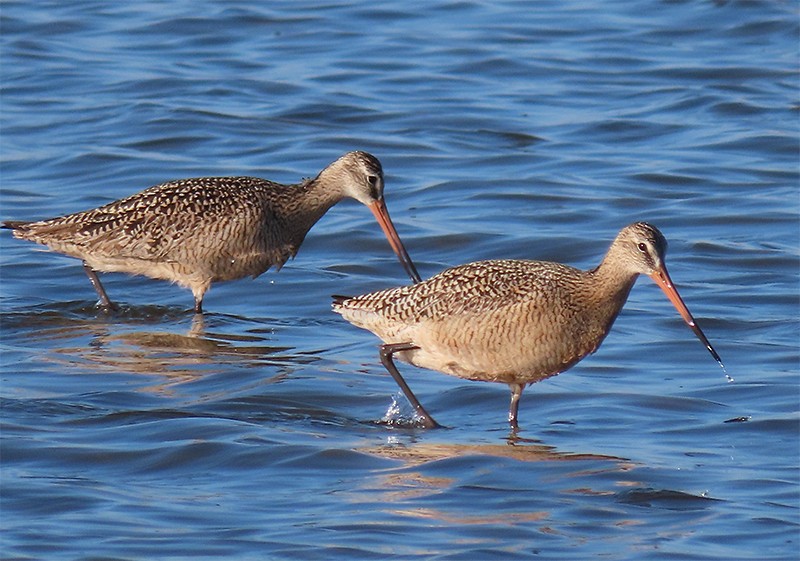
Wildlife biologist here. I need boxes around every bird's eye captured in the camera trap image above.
[637,242,648,253]
[367,175,379,187]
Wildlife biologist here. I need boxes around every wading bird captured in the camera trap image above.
[4,151,421,312]
[333,222,724,430]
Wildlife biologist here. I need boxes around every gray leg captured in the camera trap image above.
[82,262,114,310]
[508,383,525,431]
[379,342,440,429]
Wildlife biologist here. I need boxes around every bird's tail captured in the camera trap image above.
[332,294,351,307]
[1,220,30,231]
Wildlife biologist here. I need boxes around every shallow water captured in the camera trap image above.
[1,1,798,560]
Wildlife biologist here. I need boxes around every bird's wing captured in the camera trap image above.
[337,260,581,323]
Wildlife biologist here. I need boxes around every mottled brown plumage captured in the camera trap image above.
[333,222,724,430]
[3,151,421,312]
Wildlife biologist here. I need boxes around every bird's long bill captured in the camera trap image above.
[369,199,422,284]
[649,266,724,368]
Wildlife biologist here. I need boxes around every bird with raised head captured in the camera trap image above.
[333,222,725,430]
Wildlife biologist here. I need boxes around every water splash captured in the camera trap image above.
[381,393,432,428]
[382,394,403,424]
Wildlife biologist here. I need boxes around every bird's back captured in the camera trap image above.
[5,177,302,283]
[335,259,585,321]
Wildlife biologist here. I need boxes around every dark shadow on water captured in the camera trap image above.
[615,487,723,510]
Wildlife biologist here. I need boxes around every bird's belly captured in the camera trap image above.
[83,255,200,286]
[80,246,274,290]
[400,314,603,385]
[90,249,281,284]
[206,253,278,282]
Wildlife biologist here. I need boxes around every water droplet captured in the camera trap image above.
[716,361,734,383]
[721,365,734,383]
[382,395,402,423]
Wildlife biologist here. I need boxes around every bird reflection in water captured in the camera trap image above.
[1,303,310,395]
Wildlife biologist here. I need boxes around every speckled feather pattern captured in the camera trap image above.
[4,151,386,305]
[333,223,667,385]
[13,177,296,270]
[336,260,590,320]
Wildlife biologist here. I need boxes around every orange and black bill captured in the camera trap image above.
[649,265,724,368]
[369,198,422,284]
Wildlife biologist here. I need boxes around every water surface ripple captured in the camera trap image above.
[1,1,798,560]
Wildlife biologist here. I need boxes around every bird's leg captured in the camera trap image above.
[508,383,525,431]
[379,342,441,429]
[82,262,115,310]
[191,285,206,314]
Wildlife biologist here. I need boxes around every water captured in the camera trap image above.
[1,1,797,559]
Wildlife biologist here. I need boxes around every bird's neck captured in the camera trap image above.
[278,175,343,237]
[587,256,640,325]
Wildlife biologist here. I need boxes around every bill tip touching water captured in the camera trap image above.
[1,150,421,313]
[333,221,727,430]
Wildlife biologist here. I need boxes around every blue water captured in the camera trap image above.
[1,1,798,559]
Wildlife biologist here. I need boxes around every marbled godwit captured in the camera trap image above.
[333,222,725,430]
[3,151,421,312]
